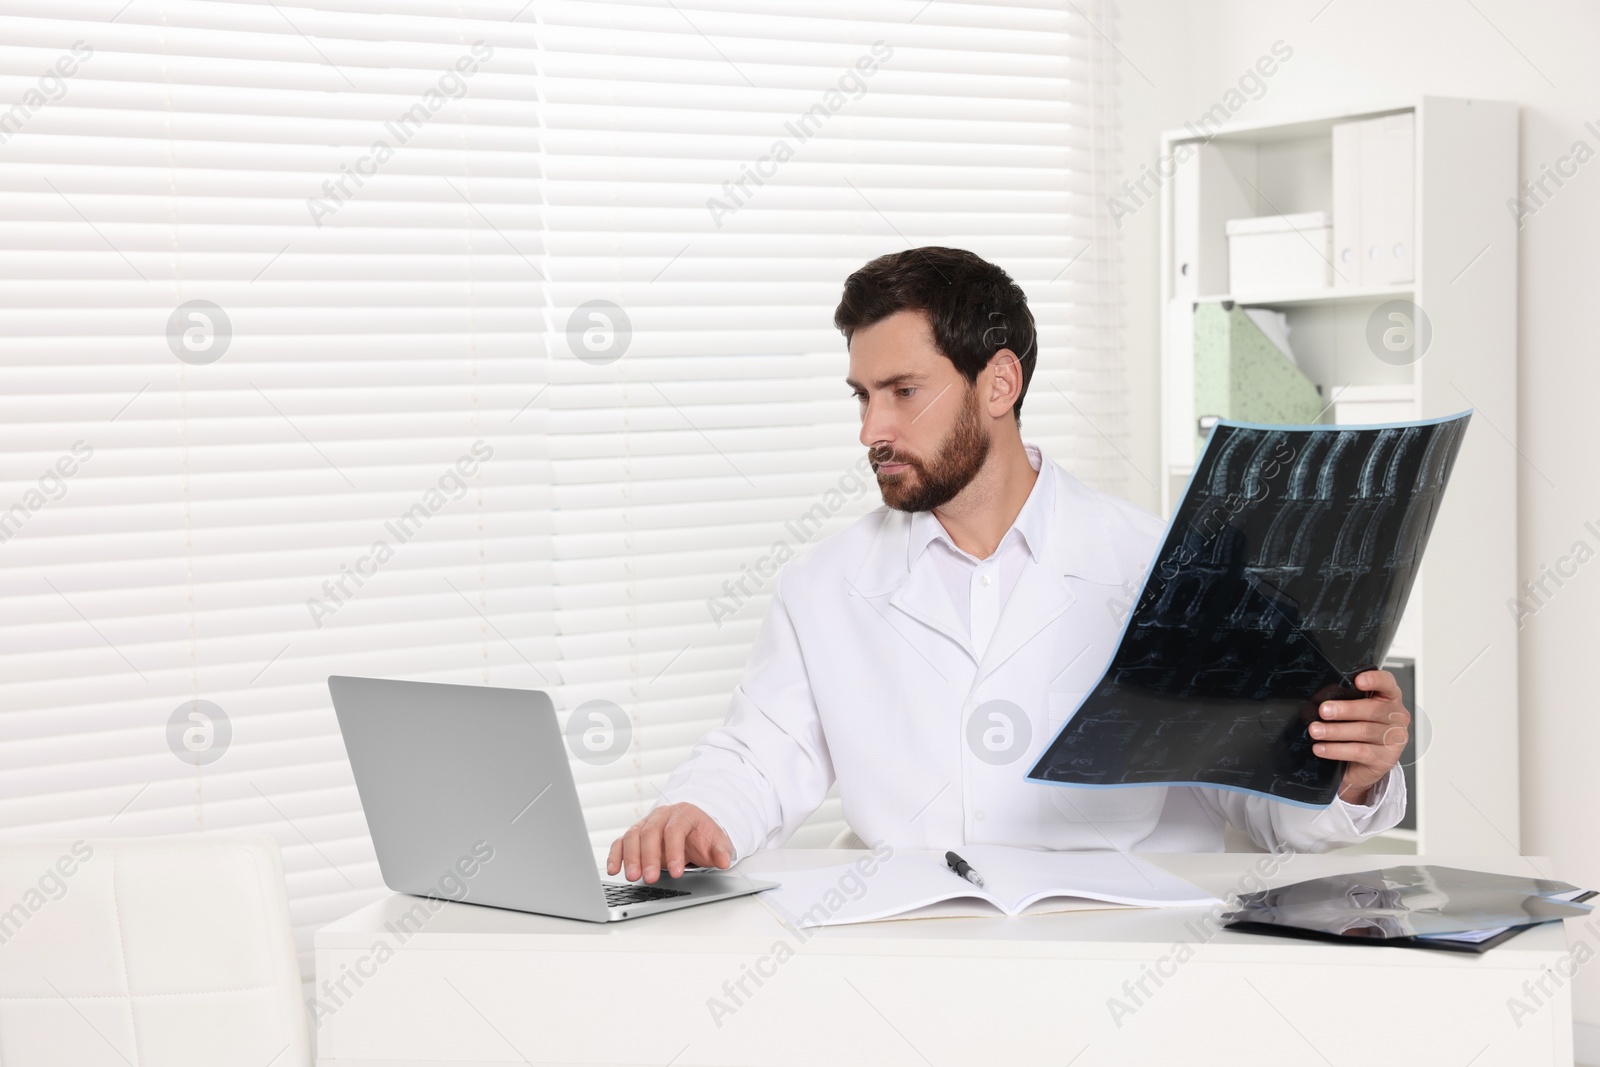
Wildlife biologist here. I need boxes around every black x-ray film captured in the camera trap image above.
[1026,412,1471,807]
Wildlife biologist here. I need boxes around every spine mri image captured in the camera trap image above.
[1028,412,1470,807]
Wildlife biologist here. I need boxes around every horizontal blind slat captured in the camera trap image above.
[0,0,1124,980]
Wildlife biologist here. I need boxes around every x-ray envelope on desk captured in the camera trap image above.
[1221,865,1595,951]
[1026,413,1471,807]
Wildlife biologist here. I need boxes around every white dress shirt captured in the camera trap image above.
[915,445,1051,660]
[659,443,1404,861]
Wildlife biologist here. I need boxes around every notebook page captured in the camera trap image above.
[762,853,1001,927]
[955,846,1221,913]
[885,897,1119,922]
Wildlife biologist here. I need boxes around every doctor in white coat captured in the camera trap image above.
[609,247,1410,885]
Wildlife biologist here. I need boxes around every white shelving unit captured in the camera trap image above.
[1157,97,1519,855]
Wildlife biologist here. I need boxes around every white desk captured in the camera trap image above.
[314,851,1580,1066]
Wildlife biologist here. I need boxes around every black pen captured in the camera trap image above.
[945,850,985,888]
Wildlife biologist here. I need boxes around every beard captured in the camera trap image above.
[871,384,991,512]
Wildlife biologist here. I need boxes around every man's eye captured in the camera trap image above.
[851,391,867,402]
[897,387,916,398]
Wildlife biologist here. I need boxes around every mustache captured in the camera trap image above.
[868,444,912,473]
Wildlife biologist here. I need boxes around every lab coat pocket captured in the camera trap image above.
[1044,690,1167,823]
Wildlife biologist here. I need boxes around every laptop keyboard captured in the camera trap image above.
[604,883,692,907]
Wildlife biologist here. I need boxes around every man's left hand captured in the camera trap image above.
[1312,669,1410,806]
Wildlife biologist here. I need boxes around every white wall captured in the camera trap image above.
[1117,0,1600,1039]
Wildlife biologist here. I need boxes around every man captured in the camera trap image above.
[608,247,1409,884]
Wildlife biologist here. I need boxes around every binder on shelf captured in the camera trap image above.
[1358,118,1387,284]
[1332,121,1362,286]
[1333,113,1415,287]
[1380,113,1415,284]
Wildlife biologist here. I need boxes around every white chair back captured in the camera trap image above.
[0,833,310,1066]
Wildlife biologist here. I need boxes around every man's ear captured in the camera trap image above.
[984,348,1022,418]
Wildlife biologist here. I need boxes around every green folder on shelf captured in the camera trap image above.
[1193,301,1325,453]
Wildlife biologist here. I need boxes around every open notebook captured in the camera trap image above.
[765,846,1220,928]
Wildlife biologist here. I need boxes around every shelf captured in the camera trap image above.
[1159,97,1519,857]
[1164,103,1414,148]
[1194,283,1413,309]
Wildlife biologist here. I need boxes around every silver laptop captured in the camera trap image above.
[329,675,775,922]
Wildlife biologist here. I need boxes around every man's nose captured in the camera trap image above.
[859,397,895,450]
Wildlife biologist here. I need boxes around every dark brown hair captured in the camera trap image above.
[833,247,1038,422]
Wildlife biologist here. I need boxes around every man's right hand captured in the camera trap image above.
[606,802,734,884]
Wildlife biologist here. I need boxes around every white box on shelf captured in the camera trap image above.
[1225,211,1332,295]
[1330,383,1417,425]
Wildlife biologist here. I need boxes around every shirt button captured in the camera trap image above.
[980,574,992,587]
[974,810,985,821]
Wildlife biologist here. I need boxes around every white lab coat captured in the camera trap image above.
[659,447,1406,861]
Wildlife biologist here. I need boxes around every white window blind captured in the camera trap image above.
[539,0,1129,845]
[0,0,1126,980]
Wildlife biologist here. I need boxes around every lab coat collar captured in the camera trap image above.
[848,445,1126,678]
[904,442,1052,569]
[852,444,1125,598]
